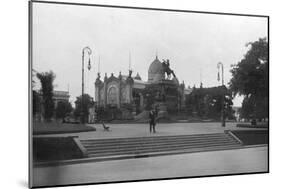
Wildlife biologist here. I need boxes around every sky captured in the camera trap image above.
[32,3,268,106]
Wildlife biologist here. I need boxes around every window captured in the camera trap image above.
[108,86,118,105]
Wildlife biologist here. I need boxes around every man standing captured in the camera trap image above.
[149,109,156,133]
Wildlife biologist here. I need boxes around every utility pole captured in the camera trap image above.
[81,46,92,124]
[217,62,225,127]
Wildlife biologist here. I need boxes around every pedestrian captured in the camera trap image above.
[149,109,156,133]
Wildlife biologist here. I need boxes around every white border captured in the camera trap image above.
[1,0,279,189]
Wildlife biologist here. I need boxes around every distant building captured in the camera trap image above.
[52,90,70,108]
[34,90,70,121]
[94,56,191,119]
[88,105,96,124]
[37,90,70,108]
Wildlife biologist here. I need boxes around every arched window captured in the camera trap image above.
[107,86,118,105]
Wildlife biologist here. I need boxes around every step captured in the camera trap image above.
[83,138,236,151]
[86,143,239,156]
[85,141,240,154]
[87,143,241,157]
[79,133,242,159]
[81,137,235,148]
[80,134,229,146]
[80,133,227,144]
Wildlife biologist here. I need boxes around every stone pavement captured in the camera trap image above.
[32,122,268,187]
[34,122,266,140]
[33,146,268,187]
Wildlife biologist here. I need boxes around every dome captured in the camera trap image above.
[148,56,165,83]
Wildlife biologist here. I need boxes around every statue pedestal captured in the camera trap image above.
[132,104,137,117]
[157,102,168,118]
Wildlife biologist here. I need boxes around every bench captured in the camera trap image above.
[101,122,110,131]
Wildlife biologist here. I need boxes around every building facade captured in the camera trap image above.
[34,90,70,121]
[94,56,191,119]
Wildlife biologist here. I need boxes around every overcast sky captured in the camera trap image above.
[32,3,268,106]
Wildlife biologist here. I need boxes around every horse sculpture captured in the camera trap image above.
[162,59,176,79]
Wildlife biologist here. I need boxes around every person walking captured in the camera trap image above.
[149,109,156,133]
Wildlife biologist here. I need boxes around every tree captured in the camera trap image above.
[74,94,94,123]
[32,70,41,117]
[185,86,234,120]
[32,90,41,116]
[229,38,268,122]
[36,71,56,121]
[55,101,72,120]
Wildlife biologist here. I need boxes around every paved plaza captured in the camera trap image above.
[35,122,266,140]
[33,146,268,187]
[33,122,268,187]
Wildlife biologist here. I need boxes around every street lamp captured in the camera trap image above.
[217,62,225,127]
[81,46,92,123]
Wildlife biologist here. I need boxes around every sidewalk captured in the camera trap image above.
[33,146,268,187]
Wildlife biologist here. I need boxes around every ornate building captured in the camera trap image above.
[34,90,70,121]
[94,56,192,119]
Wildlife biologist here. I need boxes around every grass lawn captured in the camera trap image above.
[33,122,96,135]
[33,137,84,162]
[236,122,268,128]
[231,129,268,145]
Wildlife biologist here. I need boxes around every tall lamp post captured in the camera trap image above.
[81,46,92,123]
[217,62,225,127]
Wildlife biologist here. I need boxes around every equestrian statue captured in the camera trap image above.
[162,59,176,79]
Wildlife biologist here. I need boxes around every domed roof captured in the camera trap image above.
[148,56,165,83]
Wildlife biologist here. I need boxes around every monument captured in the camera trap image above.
[94,55,189,120]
